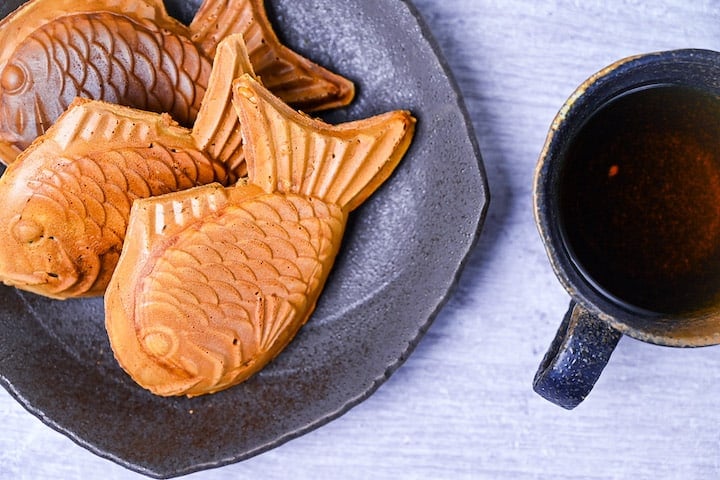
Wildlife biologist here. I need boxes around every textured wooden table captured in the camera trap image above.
[3,1,720,478]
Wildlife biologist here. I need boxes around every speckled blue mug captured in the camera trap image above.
[533,49,720,409]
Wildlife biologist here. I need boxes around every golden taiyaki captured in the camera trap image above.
[104,73,415,397]
[0,34,255,299]
[0,0,354,164]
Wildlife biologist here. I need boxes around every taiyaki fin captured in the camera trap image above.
[0,0,185,68]
[232,74,416,211]
[190,0,355,112]
[191,34,256,179]
[126,182,233,249]
[33,98,195,159]
[0,141,20,167]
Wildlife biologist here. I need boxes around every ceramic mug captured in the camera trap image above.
[533,49,720,409]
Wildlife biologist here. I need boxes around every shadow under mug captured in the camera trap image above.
[533,49,720,409]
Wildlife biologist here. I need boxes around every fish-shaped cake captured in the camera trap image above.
[0,0,354,164]
[104,73,415,397]
[0,35,255,299]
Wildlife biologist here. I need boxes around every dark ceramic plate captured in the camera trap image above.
[0,0,488,477]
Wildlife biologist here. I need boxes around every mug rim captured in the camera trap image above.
[534,48,720,347]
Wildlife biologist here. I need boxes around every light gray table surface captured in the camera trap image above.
[3,0,720,479]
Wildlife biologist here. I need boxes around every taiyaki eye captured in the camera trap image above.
[142,327,179,359]
[12,217,44,244]
[1,63,27,94]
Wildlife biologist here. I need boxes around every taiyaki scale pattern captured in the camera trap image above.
[0,0,354,164]
[105,74,415,397]
[0,35,255,299]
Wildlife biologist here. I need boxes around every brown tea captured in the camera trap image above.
[559,84,720,315]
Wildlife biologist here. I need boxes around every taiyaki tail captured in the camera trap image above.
[232,73,415,211]
[190,0,355,112]
[191,34,256,178]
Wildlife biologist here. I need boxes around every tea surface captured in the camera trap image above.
[559,84,720,314]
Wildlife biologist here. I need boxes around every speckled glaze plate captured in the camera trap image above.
[0,0,488,477]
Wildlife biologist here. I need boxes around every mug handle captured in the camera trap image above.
[533,301,623,409]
